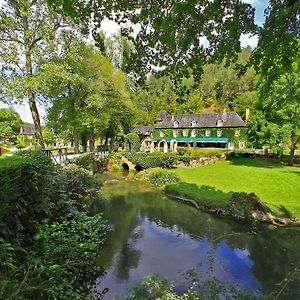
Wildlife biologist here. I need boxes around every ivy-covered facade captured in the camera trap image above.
[133,111,247,152]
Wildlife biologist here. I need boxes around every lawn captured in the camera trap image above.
[171,158,300,218]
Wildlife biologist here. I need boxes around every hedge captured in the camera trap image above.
[124,152,177,169]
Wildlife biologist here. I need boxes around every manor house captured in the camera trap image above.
[132,111,248,152]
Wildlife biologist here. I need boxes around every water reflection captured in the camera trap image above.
[94,180,300,300]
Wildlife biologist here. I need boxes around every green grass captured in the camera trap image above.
[170,158,300,218]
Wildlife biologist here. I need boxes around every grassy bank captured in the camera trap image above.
[170,158,300,218]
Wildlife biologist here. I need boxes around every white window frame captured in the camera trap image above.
[183,129,189,137]
[205,129,210,137]
[191,120,197,127]
[173,121,179,128]
[235,129,240,137]
[239,140,245,149]
[173,129,178,137]
[191,129,196,137]
[160,131,165,138]
[217,130,222,137]
[217,119,223,127]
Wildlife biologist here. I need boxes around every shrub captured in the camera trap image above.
[186,148,226,157]
[0,150,54,241]
[125,152,177,169]
[177,146,188,156]
[147,169,182,186]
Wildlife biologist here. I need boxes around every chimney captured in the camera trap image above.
[245,108,250,122]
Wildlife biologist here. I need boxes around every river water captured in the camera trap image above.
[93,178,300,299]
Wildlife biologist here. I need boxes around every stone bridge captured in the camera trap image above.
[121,156,142,171]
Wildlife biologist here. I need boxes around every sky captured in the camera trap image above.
[0,0,269,124]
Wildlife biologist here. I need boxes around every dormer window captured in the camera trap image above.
[173,121,179,128]
[191,120,197,127]
[217,119,223,127]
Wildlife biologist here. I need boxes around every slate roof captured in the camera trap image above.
[158,112,245,128]
[131,125,156,135]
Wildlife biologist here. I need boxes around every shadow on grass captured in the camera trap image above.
[227,157,284,169]
[275,205,293,218]
[165,183,233,208]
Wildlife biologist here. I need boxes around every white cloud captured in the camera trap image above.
[240,33,258,48]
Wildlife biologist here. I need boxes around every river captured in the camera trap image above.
[92,177,300,299]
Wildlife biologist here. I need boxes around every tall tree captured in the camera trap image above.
[40,41,132,152]
[0,0,72,148]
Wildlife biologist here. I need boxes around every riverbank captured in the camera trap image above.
[169,157,300,219]
[165,183,300,226]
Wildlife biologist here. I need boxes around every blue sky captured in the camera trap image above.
[0,0,269,123]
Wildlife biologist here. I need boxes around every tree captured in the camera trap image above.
[47,0,257,81]
[260,51,300,164]
[0,0,73,148]
[40,40,132,152]
[0,108,22,137]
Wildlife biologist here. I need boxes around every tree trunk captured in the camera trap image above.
[24,16,44,149]
[74,130,80,154]
[89,134,95,153]
[28,95,44,149]
[289,141,296,166]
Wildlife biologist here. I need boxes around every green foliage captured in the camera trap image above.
[177,146,188,155]
[0,150,109,299]
[119,273,261,300]
[0,108,22,137]
[15,135,31,149]
[73,153,108,173]
[124,132,141,152]
[186,148,226,157]
[43,129,56,146]
[145,168,182,186]
[125,152,177,169]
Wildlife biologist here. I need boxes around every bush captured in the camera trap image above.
[125,152,177,169]
[177,146,188,156]
[0,150,54,241]
[186,148,226,157]
[0,150,110,299]
[147,169,182,186]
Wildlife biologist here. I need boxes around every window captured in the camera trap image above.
[183,129,189,137]
[191,129,196,137]
[228,141,234,150]
[173,130,178,137]
[217,119,223,127]
[239,140,245,149]
[160,131,164,138]
[173,121,179,128]
[205,129,210,137]
[217,130,222,137]
[235,130,240,137]
[191,120,197,127]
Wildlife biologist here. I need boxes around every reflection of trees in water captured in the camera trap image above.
[114,227,144,280]
[94,182,300,298]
